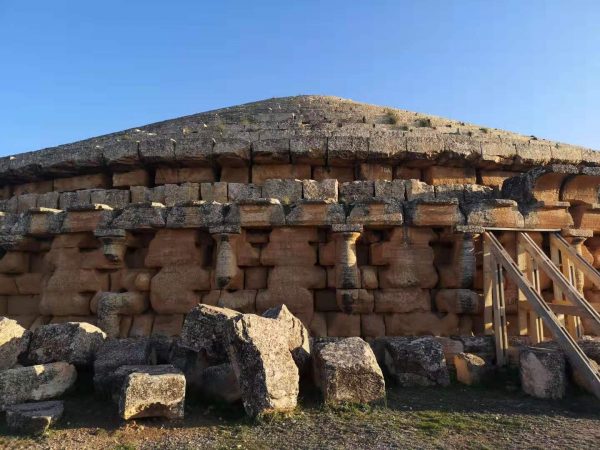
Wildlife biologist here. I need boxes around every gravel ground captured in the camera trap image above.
[1,379,599,450]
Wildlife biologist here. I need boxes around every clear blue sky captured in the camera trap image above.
[1,1,599,156]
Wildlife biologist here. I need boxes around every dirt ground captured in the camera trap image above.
[1,375,599,450]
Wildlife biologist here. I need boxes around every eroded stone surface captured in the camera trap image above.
[5,400,64,435]
[313,337,385,405]
[0,316,31,370]
[225,314,299,417]
[519,347,566,399]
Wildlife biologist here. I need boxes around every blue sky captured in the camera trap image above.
[1,1,599,156]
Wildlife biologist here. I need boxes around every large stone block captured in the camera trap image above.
[180,304,241,362]
[454,352,489,385]
[0,362,77,409]
[263,304,311,373]
[519,346,566,399]
[381,336,450,387]
[263,179,303,204]
[150,265,211,314]
[383,312,459,336]
[0,316,31,370]
[374,288,430,313]
[302,179,338,203]
[225,314,299,417]
[119,365,186,420]
[5,400,64,435]
[313,337,385,405]
[28,322,106,366]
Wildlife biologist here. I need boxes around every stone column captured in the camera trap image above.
[210,225,242,290]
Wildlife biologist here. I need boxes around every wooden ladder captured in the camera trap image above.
[483,231,600,400]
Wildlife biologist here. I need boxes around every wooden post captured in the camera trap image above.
[491,256,508,366]
[483,235,494,335]
[517,237,529,335]
[521,234,543,344]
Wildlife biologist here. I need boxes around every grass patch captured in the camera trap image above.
[415,118,432,128]
[412,410,522,436]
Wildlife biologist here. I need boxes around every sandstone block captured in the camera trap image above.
[313,166,355,183]
[119,365,186,420]
[519,346,566,399]
[454,352,489,385]
[252,164,310,185]
[53,173,110,192]
[150,265,211,314]
[325,312,361,337]
[28,322,106,366]
[200,182,228,203]
[180,304,241,362]
[164,183,200,207]
[423,166,476,185]
[404,179,434,201]
[217,289,257,313]
[383,312,459,336]
[113,170,150,187]
[290,135,327,164]
[394,167,421,180]
[374,179,405,200]
[5,400,64,435]
[359,163,392,181]
[225,314,299,417]
[381,336,450,386]
[374,288,430,313]
[253,138,290,163]
[221,166,250,183]
[0,362,77,409]
[434,289,480,314]
[0,316,31,370]
[336,289,374,314]
[361,314,386,338]
[245,267,268,289]
[313,337,385,405]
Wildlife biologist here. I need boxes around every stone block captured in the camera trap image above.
[253,138,290,164]
[380,336,450,386]
[28,322,106,366]
[199,363,242,404]
[361,314,386,338]
[217,290,257,313]
[336,289,374,314]
[313,337,385,405]
[119,365,186,420]
[423,166,476,185]
[5,400,64,435]
[374,288,431,313]
[384,312,459,336]
[0,362,77,409]
[263,304,311,373]
[325,313,361,337]
[434,289,480,314]
[0,317,31,370]
[519,346,566,399]
[454,352,489,385]
[313,166,355,183]
[228,183,262,201]
[263,179,303,204]
[302,179,338,202]
[164,183,200,207]
[220,166,250,183]
[374,179,405,200]
[113,169,151,188]
[339,181,374,203]
[53,173,110,192]
[225,314,299,417]
[245,267,268,289]
[180,304,240,362]
[200,182,228,203]
[358,163,392,181]
[90,189,131,209]
[290,135,327,164]
[404,179,434,201]
[252,164,311,185]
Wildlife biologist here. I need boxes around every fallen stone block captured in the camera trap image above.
[225,314,299,417]
[381,336,450,387]
[119,365,186,420]
[5,400,64,435]
[519,346,566,399]
[200,363,242,404]
[0,362,77,409]
[263,304,311,374]
[180,304,241,363]
[313,337,385,405]
[93,337,156,396]
[28,322,106,366]
[0,316,31,370]
[454,352,489,385]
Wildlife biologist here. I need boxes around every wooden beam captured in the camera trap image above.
[490,256,508,366]
[551,233,600,290]
[483,231,600,400]
[519,232,600,335]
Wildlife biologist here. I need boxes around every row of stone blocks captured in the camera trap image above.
[2,309,598,434]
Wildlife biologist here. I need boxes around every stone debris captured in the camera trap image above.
[454,352,489,385]
[519,346,566,399]
[381,336,450,387]
[225,314,299,417]
[313,337,385,405]
[28,322,106,366]
[118,365,186,420]
[0,362,77,409]
[5,400,64,435]
[0,316,31,370]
